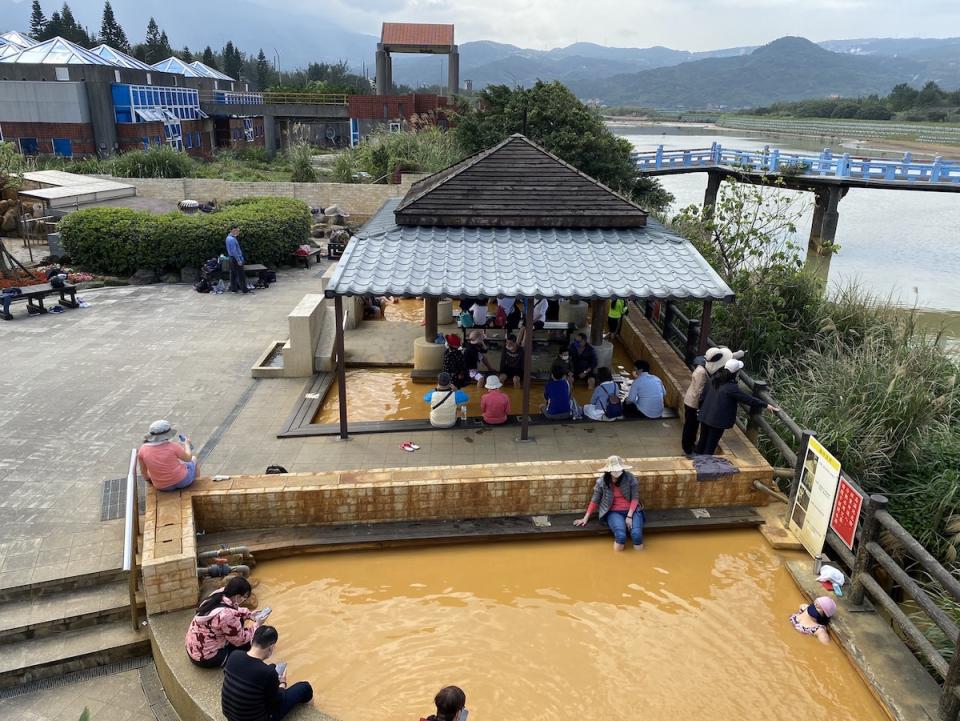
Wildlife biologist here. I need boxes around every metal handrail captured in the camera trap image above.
[122,448,141,630]
[198,91,348,106]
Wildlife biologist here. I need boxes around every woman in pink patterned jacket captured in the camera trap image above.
[185,577,261,667]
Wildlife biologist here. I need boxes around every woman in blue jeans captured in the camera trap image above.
[573,455,646,551]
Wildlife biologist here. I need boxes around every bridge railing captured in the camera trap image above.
[198,91,349,106]
[632,142,960,184]
[639,297,960,718]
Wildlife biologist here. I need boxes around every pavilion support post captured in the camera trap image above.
[703,170,722,219]
[698,301,713,355]
[805,186,843,286]
[424,297,438,341]
[518,297,535,442]
[334,295,349,440]
[589,299,606,347]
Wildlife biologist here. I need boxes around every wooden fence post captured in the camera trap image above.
[685,319,701,366]
[939,633,960,720]
[848,494,889,606]
[644,298,654,320]
[663,302,675,343]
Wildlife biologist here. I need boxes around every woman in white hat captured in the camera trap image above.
[480,374,511,425]
[680,347,744,454]
[137,420,198,491]
[573,456,645,551]
[695,359,778,455]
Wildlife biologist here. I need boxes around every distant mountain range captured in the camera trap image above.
[2,0,959,107]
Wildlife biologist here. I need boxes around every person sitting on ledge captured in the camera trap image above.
[463,330,495,388]
[481,374,511,425]
[573,455,646,551]
[441,334,468,389]
[222,625,314,721]
[583,367,622,421]
[498,334,524,389]
[569,332,598,389]
[789,596,836,645]
[424,372,469,429]
[623,359,666,419]
[138,420,198,492]
[185,577,264,668]
[420,685,467,721]
[541,366,572,420]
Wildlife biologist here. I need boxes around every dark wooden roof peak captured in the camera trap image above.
[395,134,648,228]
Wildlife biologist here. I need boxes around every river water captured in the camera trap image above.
[614,124,960,317]
[253,531,889,721]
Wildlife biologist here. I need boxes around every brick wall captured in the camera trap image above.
[116,120,212,159]
[114,174,420,221]
[348,93,449,120]
[1,121,96,156]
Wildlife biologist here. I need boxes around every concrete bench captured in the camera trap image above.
[291,248,323,269]
[1,282,78,320]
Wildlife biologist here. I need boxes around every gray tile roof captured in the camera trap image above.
[395,134,648,229]
[326,199,734,302]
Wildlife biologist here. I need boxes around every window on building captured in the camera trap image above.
[194,132,201,147]
[154,136,162,146]
[143,137,149,149]
[54,67,69,81]
[52,138,73,157]
[114,69,122,83]
[185,133,193,149]
[18,138,38,155]
[146,72,152,85]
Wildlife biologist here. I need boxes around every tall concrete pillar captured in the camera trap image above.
[447,47,460,96]
[805,186,844,285]
[263,113,276,158]
[384,54,393,96]
[375,48,387,95]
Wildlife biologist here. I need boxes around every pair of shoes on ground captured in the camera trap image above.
[400,441,420,452]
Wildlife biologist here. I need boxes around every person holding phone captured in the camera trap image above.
[185,576,264,668]
[420,686,467,721]
[222,625,313,721]
[138,420,198,491]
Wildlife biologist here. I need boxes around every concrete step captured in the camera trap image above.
[0,621,150,689]
[314,302,336,372]
[0,568,127,604]
[0,580,141,643]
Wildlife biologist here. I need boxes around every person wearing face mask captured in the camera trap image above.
[573,455,645,551]
[420,685,467,721]
[695,358,778,455]
[789,596,837,644]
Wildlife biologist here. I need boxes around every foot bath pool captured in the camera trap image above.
[251,530,888,721]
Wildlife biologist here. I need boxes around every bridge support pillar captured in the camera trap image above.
[376,48,391,95]
[805,186,844,285]
[703,171,722,218]
[447,47,460,96]
[263,113,277,158]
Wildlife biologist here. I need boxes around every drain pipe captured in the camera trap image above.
[198,563,251,578]
[198,545,254,563]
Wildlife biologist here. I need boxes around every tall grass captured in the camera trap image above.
[334,128,466,183]
[111,146,196,178]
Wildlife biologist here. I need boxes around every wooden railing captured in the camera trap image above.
[644,299,960,718]
[632,142,960,184]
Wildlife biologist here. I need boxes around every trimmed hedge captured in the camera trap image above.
[60,197,310,276]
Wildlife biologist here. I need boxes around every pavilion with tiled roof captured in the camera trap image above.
[325,134,734,439]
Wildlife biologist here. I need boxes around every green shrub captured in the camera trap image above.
[287,143,318,183]
[60,197,310,275]
[111,146,196,178]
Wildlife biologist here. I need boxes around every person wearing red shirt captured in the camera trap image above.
[573,455,646,551]
[480,375,511,425]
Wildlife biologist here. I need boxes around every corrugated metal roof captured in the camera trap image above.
[189,60,235,81]
[90,44,153,70]
[326,199,734,301]
[0,31,37,49]
[397,134,648,228]
[0,36,112,65]
[151,56,202,76]
[381,23,454,47]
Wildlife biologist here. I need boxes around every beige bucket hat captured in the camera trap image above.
[599,455,632,473]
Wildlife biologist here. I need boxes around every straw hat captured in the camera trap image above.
[599,455,632,473]
[145,419,176,443]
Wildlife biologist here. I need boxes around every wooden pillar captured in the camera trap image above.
[698,301,713,354]
[519,297,535,442]
[848,494,889,606]
[424,297,438,341]
[703,170,722,219]
[805,186,843,285]
[334,295,349,440]
[589,299,606,347]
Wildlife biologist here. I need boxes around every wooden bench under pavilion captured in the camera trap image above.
[324,134,735,441]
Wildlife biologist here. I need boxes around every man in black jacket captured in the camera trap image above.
[222,625,313,721]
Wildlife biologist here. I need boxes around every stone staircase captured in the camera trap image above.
[0,570,150,690]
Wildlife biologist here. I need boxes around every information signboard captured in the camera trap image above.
[829,474,864,550]
[788,436,842,557]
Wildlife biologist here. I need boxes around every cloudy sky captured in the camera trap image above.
[256,0,960,49]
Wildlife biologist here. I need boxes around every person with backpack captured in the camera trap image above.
[423,372,469,428]
[584,367,622,421]
[185,577,266,668]
[573,455,646,551]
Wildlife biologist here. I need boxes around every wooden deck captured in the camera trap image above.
[200,506,764,559]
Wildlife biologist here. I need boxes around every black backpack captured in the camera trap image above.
[265,464,288,474]
[194,277,211,293]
